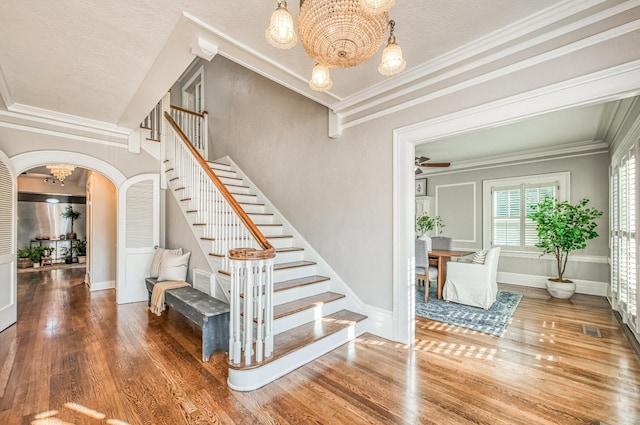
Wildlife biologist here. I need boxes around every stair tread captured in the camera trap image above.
[274,275,330,292]
[274,292,345,319]
[228,310,367,370]
[274,260,315,270]
[267,235,293,239]
[276,247,304,253]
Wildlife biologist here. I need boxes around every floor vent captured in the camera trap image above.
[582,324,602,338]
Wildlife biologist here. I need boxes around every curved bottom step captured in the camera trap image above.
[228,310,367,391]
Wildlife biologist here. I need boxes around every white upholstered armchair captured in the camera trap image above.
[443,247,501,309]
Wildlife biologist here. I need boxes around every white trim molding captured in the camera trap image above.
[500,251,609,264]
[498,271,608,297]
[10,150,127,188]
[89,280,116,292]
[482,171,570,249]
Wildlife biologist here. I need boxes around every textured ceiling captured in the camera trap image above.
[0,0,559,125]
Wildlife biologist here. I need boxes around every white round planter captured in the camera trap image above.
[546,280,576,299]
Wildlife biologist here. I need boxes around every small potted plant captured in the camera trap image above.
[60,246,74,264]
[416,214,445,251]
[17,247,34,268]
[61,206,81,240]
[30,246,46,268]
[528,197,603,299]
[73,239,87,264]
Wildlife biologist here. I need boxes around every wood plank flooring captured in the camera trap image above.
[0,268,639,424]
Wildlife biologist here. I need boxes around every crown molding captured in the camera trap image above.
[417,140,608,177]
[333,0,613,114]
[0,120,128,149]
[397,59,640,144]
[342,18,640,130]
[0,105,130,139]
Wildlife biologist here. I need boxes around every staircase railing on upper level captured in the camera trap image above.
[141,98,208,159]
[169,105,208,159]
[163,112,276,366]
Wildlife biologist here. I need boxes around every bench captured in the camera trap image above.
[145,278,230,361]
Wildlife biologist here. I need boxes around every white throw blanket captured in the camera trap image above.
[149,280,189,316]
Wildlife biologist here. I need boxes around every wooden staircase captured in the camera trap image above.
[165,158,367,390]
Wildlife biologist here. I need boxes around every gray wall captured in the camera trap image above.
[425,153,610,283]
[88,172,116,287]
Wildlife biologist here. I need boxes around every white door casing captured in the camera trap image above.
[117,174,160,304]
[0,149,17,333]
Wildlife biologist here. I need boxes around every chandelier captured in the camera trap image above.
[46,164,75,183]
[265,0,406,92]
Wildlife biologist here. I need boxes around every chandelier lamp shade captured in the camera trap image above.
[265,0,406,91]
[46,164,75,183]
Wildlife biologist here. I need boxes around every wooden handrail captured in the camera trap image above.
[164,112,275,256]
[170,104,206,118]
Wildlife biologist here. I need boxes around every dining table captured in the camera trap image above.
[428,249,475,299]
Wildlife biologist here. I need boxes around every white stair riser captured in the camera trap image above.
[231,193,260,204]
[218,176,244,186]
[274,250,304,263]
[266,237,294,249]
[225,185,252,194]
[274,265,317,281]
[274,280,329,305]
[227,321,367,391]
[258,225,284,236]
[273,298,346,335]
[211,168,237,178]
[240,203,266,214]
[208,162,232,172]
[247,214,275,225]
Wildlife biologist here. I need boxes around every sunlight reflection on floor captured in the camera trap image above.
[31,402,130,424]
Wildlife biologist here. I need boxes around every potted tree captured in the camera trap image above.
[528,197,603,299]
[61,206,81,240]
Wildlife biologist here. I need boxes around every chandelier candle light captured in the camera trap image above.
[265,0,406,91]
[46,164,75,183]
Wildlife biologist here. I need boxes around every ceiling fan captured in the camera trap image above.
[415,157,450,174]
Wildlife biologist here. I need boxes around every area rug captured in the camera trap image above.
[415,287,523,336]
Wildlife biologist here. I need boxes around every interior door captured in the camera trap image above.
[117,174,159,304]
[0,150,17,332]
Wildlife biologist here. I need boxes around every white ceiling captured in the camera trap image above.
[0,0,561,126]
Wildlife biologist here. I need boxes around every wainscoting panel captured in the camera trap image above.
[435,182,476,243]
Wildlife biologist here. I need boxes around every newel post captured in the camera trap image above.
[228,247,276,366]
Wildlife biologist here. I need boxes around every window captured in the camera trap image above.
[483,172,569,251]
[611,147,638,327]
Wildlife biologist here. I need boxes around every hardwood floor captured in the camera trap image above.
[1,269,639,424]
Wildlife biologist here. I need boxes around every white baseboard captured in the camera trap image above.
[363,304,394,341]
[498,272,608,297]
[90,280,116,292]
